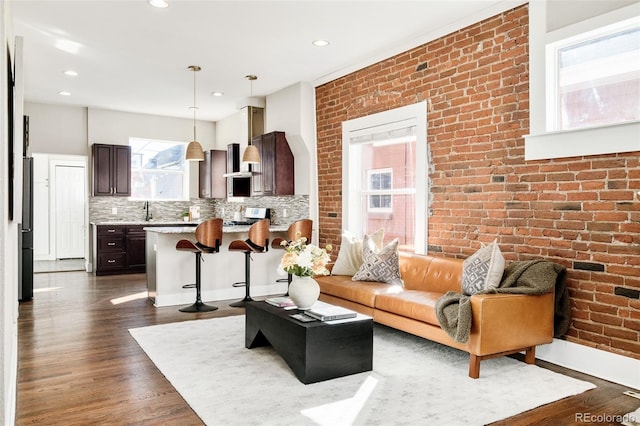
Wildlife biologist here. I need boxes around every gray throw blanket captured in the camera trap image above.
[435,260,571,343]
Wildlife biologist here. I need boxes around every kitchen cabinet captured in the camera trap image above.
[92,144,131,196]
[251,131,294,196]
[199,149,226,198]
[95,225,126,275]
[94,223,198,275]
[124,225,147,271]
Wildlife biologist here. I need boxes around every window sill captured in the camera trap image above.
[524,121,640,161]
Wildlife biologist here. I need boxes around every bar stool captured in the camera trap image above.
[175,218,223,313]
[271,219,313,294]
[228,219,270,307]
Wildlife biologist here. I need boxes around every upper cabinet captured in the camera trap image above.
[251,131,294,196]
[199,149,226,198]
[92,144,131,196]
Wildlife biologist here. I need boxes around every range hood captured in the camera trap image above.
[223,104,264,178]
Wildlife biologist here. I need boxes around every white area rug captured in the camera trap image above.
[129,315,595,426]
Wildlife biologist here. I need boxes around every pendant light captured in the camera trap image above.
[185,65,205,161]
[242,75,260,164]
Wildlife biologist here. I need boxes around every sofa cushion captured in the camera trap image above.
[331,229,384,276]
[315,275,400,308]
[461,239,505,296]
[352,237,402,286]
[375,290,443,326]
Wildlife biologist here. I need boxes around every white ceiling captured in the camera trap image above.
[11,0,523,122]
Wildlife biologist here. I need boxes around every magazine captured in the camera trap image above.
[265,297,296,308]
[305,302,357,321]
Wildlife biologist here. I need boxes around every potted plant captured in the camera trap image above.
[277,237,332,309]
[181,211,190,222]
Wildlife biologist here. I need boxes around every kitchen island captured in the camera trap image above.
[145,225,289,308]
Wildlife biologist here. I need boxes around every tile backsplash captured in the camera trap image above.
[89,195,309,225]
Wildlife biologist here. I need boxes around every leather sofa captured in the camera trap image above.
[315,251,555,378]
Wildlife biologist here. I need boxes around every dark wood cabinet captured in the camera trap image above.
[251,131,294,196]
[95,225,145,275]
[124,226,147,271]
[95,225,126,274]
[92,144,131,196]
[199,149,226,198]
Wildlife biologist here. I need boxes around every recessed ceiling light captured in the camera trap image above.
[58,91,71,96]
[64,70,78,77]
[211,92,224,97]
[312,39,330,47]
[148,0,168,8]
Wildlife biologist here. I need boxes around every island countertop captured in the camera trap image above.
[145,225,289,308]
[145,224,289,234]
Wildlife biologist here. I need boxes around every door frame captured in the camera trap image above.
[48,155,89,268]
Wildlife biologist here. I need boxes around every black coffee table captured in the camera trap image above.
[245,301,373,384]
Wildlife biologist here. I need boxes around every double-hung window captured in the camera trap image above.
[342,102,427,254]
[129,137,189,200]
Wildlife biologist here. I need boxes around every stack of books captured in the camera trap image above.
[265,297,296,308]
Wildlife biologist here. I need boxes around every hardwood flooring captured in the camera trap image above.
[16,271,638,425]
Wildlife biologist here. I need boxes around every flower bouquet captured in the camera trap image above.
[278,237,332,277]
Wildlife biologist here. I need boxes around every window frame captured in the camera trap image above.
[341,102,427,254]
[525,2,640,161]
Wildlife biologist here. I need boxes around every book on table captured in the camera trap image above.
[305,301,357,321]
[265,297,296,308]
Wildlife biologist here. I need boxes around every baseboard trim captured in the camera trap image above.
[536,339,640,390]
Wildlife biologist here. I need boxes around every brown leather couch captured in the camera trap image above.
[315,251,555,378]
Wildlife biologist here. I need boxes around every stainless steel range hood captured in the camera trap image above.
[223,103,264,178]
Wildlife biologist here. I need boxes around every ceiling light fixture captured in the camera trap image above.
[312,39,330,47]
[211,91,224,97]
[148,0,169,8]
[58,90,71,96]
[185,65,205,161]
[242,75,260,164]
[64,70,78,76]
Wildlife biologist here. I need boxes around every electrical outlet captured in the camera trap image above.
[111,207,117,215]
[283,208,288,218]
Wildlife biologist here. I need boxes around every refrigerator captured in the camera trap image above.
[19,116,33,302]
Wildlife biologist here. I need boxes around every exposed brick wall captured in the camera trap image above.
[315,4,640,360]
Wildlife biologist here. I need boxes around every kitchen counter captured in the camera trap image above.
[145,226,289,308]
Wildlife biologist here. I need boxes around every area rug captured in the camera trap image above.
[129,315,595,425]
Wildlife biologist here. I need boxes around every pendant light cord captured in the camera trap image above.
[193,67,197,141]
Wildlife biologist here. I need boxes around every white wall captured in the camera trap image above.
[24,102,87,155]
[1,1,19,423]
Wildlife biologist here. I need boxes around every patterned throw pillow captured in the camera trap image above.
[461,239,505,296]
[352,236,402,286]
[332,229,384,276]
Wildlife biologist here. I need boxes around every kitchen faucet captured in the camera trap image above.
[143,201,152,221]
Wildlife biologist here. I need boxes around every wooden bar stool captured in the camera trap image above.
[175,218,223,313]
[271,219,313,293]
[228,219,270,307]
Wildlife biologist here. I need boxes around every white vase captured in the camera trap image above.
[288,276,320,310]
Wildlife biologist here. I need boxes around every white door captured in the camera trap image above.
[33,154,52,259]
[55,165,85,258]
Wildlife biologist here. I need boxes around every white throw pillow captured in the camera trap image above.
[331,229,384,276]
[352,236,402,286]
[461,239,505,295]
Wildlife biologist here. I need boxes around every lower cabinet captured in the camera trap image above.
[94,225,150,275]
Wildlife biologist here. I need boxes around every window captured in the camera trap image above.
[547,20,640,131]
[525,3,640,160]
[129,137,188,200]
[368,168,393,213]
[342,102,427,254]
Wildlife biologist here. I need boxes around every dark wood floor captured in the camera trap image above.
[16,271,638,425]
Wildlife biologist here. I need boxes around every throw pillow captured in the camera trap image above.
[331,229,384,276]
[352,236,402,286]
[461,239,505,295]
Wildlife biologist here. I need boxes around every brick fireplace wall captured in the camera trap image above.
[315,5,640,360]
